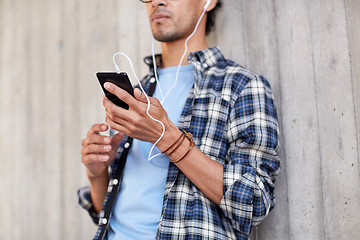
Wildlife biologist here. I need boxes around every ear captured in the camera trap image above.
[205,0,218,12]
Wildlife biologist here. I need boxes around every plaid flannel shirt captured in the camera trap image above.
[78,47,280,240]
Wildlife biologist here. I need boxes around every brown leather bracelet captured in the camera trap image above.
[170,145,193,163]
[161,132,183,154]
[169,131,195,163]
[165,134,186,156]
[183,131,195,147]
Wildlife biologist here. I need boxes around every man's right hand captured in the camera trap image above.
[81,123,124,179]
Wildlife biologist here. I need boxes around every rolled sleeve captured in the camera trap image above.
[77,186,100,225]
[219,76,280,235]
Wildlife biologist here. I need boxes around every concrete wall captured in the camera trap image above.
[0,0,359,239]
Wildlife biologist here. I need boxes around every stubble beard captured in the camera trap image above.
[151,14,197,43]
[152,24,184,42]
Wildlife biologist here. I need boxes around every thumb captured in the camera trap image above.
[111,132,124,149]
[134,88,148,103]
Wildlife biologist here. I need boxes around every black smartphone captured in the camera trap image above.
[96,72,134,109]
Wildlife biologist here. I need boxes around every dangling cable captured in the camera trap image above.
[146,12,164,101]
[161,5,207,104]
[151,36,164,101]
[111,1,210,161]
[112,52,165,161]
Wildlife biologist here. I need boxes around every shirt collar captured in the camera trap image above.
[143,47,224,71]
[188,47,224,70]
[143,54,162,70]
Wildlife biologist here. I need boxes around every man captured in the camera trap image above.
[79,0,280,239]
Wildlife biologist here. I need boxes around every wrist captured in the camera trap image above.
[167,131,194,163]
[158,126,195,163]
[86,168,109,181]
[156,124,183,153]
[86,168,109,214]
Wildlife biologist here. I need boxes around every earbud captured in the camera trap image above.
[112,0,212,161]
[204,0,211,10]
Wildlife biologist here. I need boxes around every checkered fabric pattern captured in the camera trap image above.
[78,47,280,240]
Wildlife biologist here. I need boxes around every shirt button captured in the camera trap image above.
[150,77,156,83]
[124,142,130,149]
[202,63,208,69]
[113,179,119,185]
[101,218,107,225]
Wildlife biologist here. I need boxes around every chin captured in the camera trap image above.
[153,33,178,42]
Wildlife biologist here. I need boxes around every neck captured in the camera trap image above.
[160,31,208,68]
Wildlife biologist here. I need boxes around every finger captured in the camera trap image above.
[111,132,124,149]
[104,82,139,110]
[81,143,112,156]
[87,123,108,138]
[82,154,109,164]
[102,95,129,118]
[149,96,162,107]
[82,134,111,147]
[134,88,148,103]
[105,115,130,136]
[104,107,129,128]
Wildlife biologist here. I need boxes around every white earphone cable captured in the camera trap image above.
[112,0,210,161]
[112,52,165,161]
[151,37,164,101]
[160,5,207,104]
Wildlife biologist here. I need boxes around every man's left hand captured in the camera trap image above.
[102,82,180,150]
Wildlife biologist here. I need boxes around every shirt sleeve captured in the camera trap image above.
[77,186,100,225]
[219,75,280,235]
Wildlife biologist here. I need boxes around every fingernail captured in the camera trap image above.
[102,155,109,161]
[104,145,111,150]
[104,82,110,89]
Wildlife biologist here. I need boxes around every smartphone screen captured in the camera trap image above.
[96,72,134,109]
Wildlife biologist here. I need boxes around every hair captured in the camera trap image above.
[205,0,222,35]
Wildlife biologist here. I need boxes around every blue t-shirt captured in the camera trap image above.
[106,64,194,240]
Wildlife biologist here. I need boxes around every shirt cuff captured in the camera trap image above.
[77,186,100,225]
